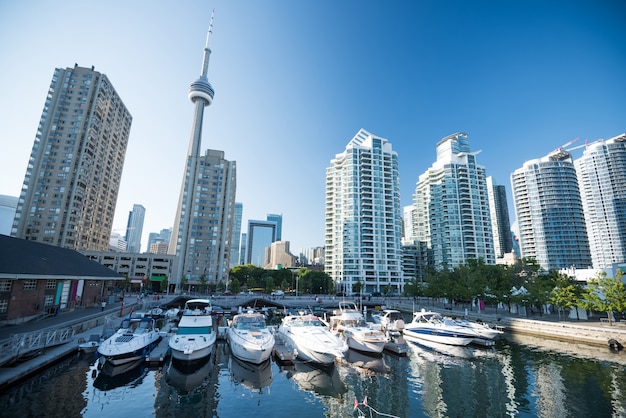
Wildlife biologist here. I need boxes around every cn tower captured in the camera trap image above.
[169,12,216,288]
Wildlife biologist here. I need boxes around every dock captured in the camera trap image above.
[146,334,171,365]
[272,334,295,364]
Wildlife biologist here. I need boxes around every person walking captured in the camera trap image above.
[101,300,106,311]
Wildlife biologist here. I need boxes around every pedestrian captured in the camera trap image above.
[101,300,106,311]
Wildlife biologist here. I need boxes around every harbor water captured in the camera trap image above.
[2,334,626,418]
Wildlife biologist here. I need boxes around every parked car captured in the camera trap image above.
[271,290,285,297]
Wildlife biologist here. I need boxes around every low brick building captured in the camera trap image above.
[0,234,122,324]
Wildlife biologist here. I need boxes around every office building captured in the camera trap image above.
[574,134,626,268]
[265,241,297,269]
[146,228,171,253]
[169,17,237,288]
[266,213,282,241]
[246,220,277,266]
[511,148,592,271]
[109,232,127,252]
[239,232,248,265]
[230,202,243,268]
[325,128,403,295]
[412,133,495,268]
[125,204,145,253]
[486,177,513,258]
[11,65,132,251]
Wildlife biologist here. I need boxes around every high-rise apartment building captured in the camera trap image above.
[325,129,403,295]
[169,16,237,287]
[486,177,513,258]
[230,203,243,268]
[125,204,145,253]
[511,148,592,271]
[12,65,132,251]
[574,134,626,269]
[246,220,277,266]
[412,133,495,268]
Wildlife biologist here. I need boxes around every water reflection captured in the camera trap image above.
[2,338,626,417]
[228,356,273,393]
[285,361,347,397]
[93,358,147,391]
[165,356,215,393]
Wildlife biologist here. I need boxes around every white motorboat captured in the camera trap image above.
[451,317,504,345]
[226,310,275,364]
[277,314,348,365]
[97,316,161,366]
[169,299,216,363]
[328,302,387,354]
[371,309,405,335]
[403,309,481,346]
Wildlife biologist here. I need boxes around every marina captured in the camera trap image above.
[2,295,626,416]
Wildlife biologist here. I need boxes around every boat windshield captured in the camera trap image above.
[236,316,266,330]
[294,318,323,327]
[178,326,212,335]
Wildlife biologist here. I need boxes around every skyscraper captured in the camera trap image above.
[486,177,513,258]
[574,134,626,269]
[266,213,282,241]
[125,204,145,253]
[12,65,132,251]
[511,148,592,271]
[412,133,495,268]
[169,15,237,288]
[229,202,243,268]
[325,129,403,295]
[246,220,276,266]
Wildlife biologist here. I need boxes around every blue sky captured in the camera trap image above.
[1,1,624,253]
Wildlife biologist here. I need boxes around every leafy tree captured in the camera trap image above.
[159,276,169,293]
[266,276,274,294]
[199,274,208,294]
[216,280,225,292]
[549,275,583,319]
[581,272,626,325]
[229,277,241,294]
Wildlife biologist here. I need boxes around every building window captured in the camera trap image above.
[44,295,54,307]
[23,280,37,291]
[46,280,56,289]
[0,299,7,313]
[0,280,11,292]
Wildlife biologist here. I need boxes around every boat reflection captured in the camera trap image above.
[228,355,273,392]
[93,358,146,391]
[408,337,476,360]
[343,349,389,375]
[166,355,215,393]
[286,361,347,397]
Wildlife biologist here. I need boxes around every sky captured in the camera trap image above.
[0,0,625,253]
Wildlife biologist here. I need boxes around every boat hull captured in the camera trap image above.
[228,331,274,364]
[402,326,476,346]
[170,336,215,362]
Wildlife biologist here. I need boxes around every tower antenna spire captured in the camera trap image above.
[201,9,215,77]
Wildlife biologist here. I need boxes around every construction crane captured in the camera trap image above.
[554,138,580,152]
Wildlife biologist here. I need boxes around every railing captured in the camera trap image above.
[0,327,75,366]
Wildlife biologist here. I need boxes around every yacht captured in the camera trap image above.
[97,316,161,365]
[169,299,216,363]
[371,309,406,335]
[277,313,348,365]
[328,302,387,354]
[227,310,275,364]
[403,310,480,346]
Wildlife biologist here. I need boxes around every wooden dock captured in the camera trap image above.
[146,334,170,365]
[272,334,295,364]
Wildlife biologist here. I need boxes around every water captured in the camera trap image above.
[2,336,626,418]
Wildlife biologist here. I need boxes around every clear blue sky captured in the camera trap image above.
[1,0,624,253]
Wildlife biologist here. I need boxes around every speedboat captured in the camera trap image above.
[277,314,348,365]
[371,309,405,336]
[169,299,216,363]
[451,317,504,345]
[403,309,480,346]
[226,310,275,364]
[78,334,103,353]
[97,316,161,365]
[328,302,387,354]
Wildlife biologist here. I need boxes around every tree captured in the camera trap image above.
[266,276,275,294]
[581,272,626,325]
[159,276,169,293]
[229,277,241,294]
[199,274,208,294]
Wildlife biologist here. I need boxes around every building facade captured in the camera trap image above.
[246,220,277,266]
[266,213,283,241]
[12,65,132,251]
[229,202,243,268]
[0,195,18,236]
[486,177,513,258]
[511,149,592,271]
[125,204,145,253]
[412,133,495,269]
[574,134,626,269]
[325,129,403,295]
[168,17,237,288]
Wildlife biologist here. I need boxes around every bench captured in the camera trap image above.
[600,318,610,323]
